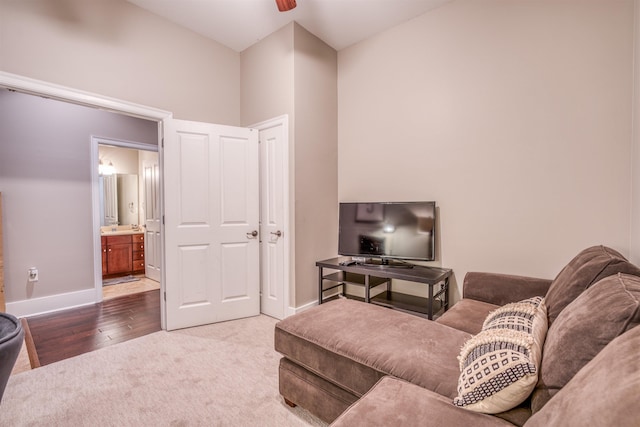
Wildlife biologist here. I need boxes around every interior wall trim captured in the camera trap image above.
[6,288,96,318]
[0,71,172,121]
[287,299,318,316]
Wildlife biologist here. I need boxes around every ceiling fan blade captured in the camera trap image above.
[275,0,297,12]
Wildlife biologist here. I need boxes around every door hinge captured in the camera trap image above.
[161,138,164,148]
[162,215,165,225]
[164,291,166,301]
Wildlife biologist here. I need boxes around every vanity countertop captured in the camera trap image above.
[100,226,144,236]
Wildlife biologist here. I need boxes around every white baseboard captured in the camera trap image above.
[8,290,325,319]
[284,290,348,317]
[5,288,97,318]
[285,299,318,317]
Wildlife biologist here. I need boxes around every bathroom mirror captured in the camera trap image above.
[100,173,139,226]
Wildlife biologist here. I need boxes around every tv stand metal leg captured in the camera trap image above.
[444,277,449,312]
[318,266,323,304]
[365,274,370,303]
[428,282,434,320]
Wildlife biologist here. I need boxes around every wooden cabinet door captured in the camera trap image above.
[107,243,133,274]
[106,235,133,275]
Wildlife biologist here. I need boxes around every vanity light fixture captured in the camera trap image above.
[99,160,115,176]
[383,223,395,233]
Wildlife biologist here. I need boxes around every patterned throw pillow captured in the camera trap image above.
[453,297,548,414]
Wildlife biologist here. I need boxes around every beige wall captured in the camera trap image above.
[292,24,338,306]
[241,23,297,304]
[240,24,295,127]
[241,23,338,308]
[338,0,635,301]
[0,0,240,124]
[99,146,139,176]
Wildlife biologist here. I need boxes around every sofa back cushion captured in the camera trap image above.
[544,245,640,325]
[530,273,640,413]
[525,324,640,427]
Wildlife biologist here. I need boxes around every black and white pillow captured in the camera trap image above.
[453,296,548,413]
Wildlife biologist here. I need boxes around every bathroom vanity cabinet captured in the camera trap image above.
[102,233,144,278]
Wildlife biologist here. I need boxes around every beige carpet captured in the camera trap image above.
[10,340,32,375]
[1,315,327,427]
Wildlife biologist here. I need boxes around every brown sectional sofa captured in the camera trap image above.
[274,246,640,426]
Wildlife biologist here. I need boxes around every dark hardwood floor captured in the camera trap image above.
[25,290,161,366]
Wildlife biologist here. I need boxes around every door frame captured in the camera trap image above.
[90,136,159,303]
[0,71,172,329]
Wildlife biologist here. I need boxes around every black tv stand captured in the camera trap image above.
[359,258,414,269]
[317,257,452,320]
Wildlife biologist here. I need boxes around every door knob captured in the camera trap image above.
[270,230,282,237]
[247,230,258,238]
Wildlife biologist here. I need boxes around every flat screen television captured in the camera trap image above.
[338,201,436,265]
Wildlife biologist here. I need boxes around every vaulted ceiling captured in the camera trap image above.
[127,0,453,52]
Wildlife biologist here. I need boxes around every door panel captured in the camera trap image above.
[143,155,161,282]
[257,118,288,319]
[221,243,249,300]
[179,133,210,224]
[265,242,278,300]
[164,119,259,330]
[221,138,252,221]
[217,135,260,319]
[179,244,210,305]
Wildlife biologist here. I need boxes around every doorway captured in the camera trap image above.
[1,72,290,331]
[0,74,167,322]
[94,141,161,301]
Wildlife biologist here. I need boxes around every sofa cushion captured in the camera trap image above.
[436,299,499,335]
[331,377,515,427]
[544,245,640,325]
[275,298,471,399]
[531,273,640,412]
[526,324,640,427]
[462,272,552,307]
[454,297,547,414]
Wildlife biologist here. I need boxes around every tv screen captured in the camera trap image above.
[338,202,436,262]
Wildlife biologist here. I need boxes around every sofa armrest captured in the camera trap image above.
[463,272,552,306]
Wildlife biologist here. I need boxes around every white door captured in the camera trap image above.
[255,117,289,319]
[164,119,260,330]
[143,155,161,282]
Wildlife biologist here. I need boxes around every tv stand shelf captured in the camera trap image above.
[316,257,451,320]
